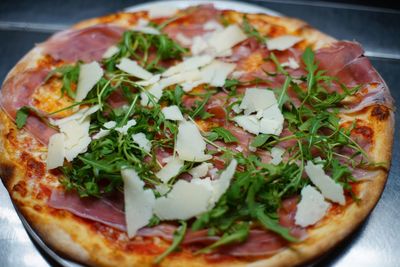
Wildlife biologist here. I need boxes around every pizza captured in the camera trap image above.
[0,3,394,267]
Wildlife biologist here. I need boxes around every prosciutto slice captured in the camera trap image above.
[48,189,126,231]
[163,4,221,40]
[0,68,57,144]
[42,24,125,63]
[315,41,394,111]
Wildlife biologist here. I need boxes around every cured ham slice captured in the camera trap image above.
[315,41,394,111]
[48,189,127,231]
[0,68,57,144]
[163,5,221,40]
[42,24,125,63]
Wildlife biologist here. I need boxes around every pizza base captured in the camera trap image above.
[0,8,394,267]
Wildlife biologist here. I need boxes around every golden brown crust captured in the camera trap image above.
[0,6,394,267]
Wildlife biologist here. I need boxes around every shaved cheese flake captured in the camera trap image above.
[270,147,285,165]
[148,6,177,19]
[191,36,209,55]
[136,74,161,86]
[51,104,100,126]
[92,120,117,140]
[104,121,117,129]
[259,104,284,135]
[175,33,192,46]
[115,119,137,135]
[116,58,153,80]
[163,55,214,77]
[154,179,213,220]
[266,35,302,51]
[176,121,211,162]
[121,169,155,238]
[46,133,65,170]
[305,161,346,205]
[203,20,223,31]
[233,115,260,135]
[155,157,184,183]
[239,88,277,115]
[59,118,91,162]
[295,185,331,227]
[75,62,103,102]
[281,57,300,69]
[208,25,247,54]
[132,132,151,153]
[141,69,201,106]
[155,184,170,196]
[162,105,184,121]
[189,162,213,179]
[200,60,236,87]
[102,45,119,59]
[210,159,237,204]
[181,80,203,92]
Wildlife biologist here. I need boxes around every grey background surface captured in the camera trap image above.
[0,1,399,266]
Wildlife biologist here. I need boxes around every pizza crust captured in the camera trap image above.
[0,7,394,267]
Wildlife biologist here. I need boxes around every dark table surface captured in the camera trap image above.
[0,1,399,266]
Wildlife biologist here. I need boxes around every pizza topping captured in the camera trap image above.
[233,88,284,136]
[132,132,152,153]
[154,160,237,220]
[189,162,213,179]
[46,133,65,170]
[305,160,346,205]
[48,189,126,231]
[115,119,137,135]
[175,120,212,162]
[102,45,119,59]
[75,61,104,102]
[270,147,285,165]
[42,24,124,63]
[294,185,331,227]
[116,58,153,80]
[92,120,117,140]
[154,179,214,220]
[162,105,184,121]
[121,168,155,237]
[266,35,303,51]
[155,157,184,183]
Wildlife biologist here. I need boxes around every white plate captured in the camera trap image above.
[125,0,281,16]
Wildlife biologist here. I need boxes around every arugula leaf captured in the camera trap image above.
[211,127,238,143]
[251,134,270,148]
[15,106,30,129]
[46,64,80,99]
[195,222,249,254]
[256,209,297,242]
[154,221,187,264]
[15,106,57,130]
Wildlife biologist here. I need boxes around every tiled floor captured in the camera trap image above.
[0,1,399,266]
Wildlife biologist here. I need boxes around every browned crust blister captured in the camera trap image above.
[0,7,394,267]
